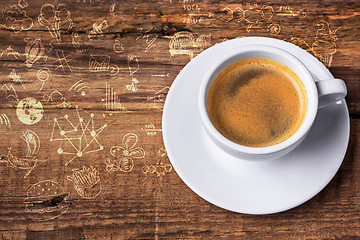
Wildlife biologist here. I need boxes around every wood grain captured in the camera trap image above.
[0,0,359,239]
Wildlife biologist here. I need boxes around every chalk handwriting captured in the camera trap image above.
[141,124,162,136]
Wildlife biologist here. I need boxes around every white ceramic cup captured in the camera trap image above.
[198,45,347,161]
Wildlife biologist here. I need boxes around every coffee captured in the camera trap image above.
[207,58,307,147]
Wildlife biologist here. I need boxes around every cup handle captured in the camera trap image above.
[315,79,347,108]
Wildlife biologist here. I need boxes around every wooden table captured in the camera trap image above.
[0,0,359,239]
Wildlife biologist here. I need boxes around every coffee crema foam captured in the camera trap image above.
[207,58,307,147]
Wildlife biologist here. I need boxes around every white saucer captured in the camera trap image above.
[162,37,350,214]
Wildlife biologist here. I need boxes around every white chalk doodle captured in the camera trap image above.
[8,69,25,89]
[169,31,211,59]
[89,55,119,76]
[0,4,33,32]
[54,50,73,73]
[142,148,172,177]
[105,133,145,172]
[67,166,101,199]
[0,130,46,178]
[88,20,108,40]
[267,23,281,35]
[136,29,158,52]
[141,124,162,136]
[69,79,89,97]
[37,67,50,92]
[260,5,275,19]
[18,0,28,8]
[288,20,340,68]
[71,32,87,54]
[24,38,47,68]
[22,130,40,157]
[110,3,116,17]
[43,91,71,109]
[38,3,73,42]
[126,55,140,91]
[277,6,306,18]
[50,106,107,166]
[102,82,125,113]
[312,20,340,68]
[0,114,11,129]
[126,78,139,92]
[113,39,124,53]
[147,86,170,111]
[1,84,18,101]
[16,97,44,125]
[24,180,70,221]
[151,73,170,78]
[127,55,139,76]
[0,46,21,59]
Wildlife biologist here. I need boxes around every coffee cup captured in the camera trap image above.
[198,45,347,160]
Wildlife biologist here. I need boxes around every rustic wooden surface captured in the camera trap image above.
[0,0,359,239]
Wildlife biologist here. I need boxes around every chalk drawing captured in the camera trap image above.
[16,97,44,125]
[136,29,158,52]
[37,67,50,92]
[72,32,87,54]
[24,180,70,221]
[38,3,73,42]
[54,50,73,73]
[88,20,108,40]
[101,82,125,113]
[147,86,170,111]
[113,39,124,53]
[142,148,172,177]
[8,69,25,89]
[50,106,107,166]
[0,46,21,59]
[43,91,71,109]
[67,166,101,199]
[69,79,89,97]
[1,84,18,101]
[0,130,46,178]
[89,55,119,76]
[169,31,211,59]
[0,4,33,32]
[24,38,47,68]
[105,133,145,172]
[0,114,11,129]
